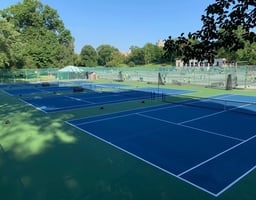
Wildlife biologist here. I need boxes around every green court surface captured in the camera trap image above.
[1,82,256,200]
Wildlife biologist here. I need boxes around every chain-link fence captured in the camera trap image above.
[93,66,256,89]
[0,68,88,83]
[1,66,256,89]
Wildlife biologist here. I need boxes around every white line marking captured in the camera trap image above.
[136,113,243,142]
[181,124,244,141]
[67,96,95,104]
[19,98,48,113]
[139,104,183,113]
[178,134,256,177]
[67,103,173,123]
[65,121,218,197]
[215,164,256,196]
[65,93,256,197]
[179,110,226,124]
[75,113,136,125]
[179,102,254,125]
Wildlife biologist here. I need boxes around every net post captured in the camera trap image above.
[161,92,165,102]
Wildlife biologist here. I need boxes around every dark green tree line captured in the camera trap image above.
[78,43,166,67]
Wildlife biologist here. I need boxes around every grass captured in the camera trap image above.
[1,81,256,200]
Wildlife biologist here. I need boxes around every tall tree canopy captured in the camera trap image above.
[97,45,118,66]
[164,0,256,64]
[80,45,98,67]
[0,0,74,69]
[143,43,164,64]
[0,18,23,69]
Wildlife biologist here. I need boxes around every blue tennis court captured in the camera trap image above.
[4,86,77,96]
[0,82,60,89]
[67,94,256,197]
[20,90,154,112]
[2,82,129,96]
[20,87,194,112]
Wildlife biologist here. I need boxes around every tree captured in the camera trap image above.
[72,53,81,66]
[106,51,126,67]
[97,45,118,66]
[80,45,98,67]
[0,0,74,69]
[236,41,256,65]
[164,0,256,63]
[143,43,164,64]
[164,35,200,64]
[216,26,250,62]
[128,46,145,65]
[56,29,75,67]
[0,18,23,69]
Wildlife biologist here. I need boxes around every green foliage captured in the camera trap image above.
[97,45,118,66]
[72,53,80,66]
[236,42,256,65]
[4,0,255,69]
[106,51,126,67]
[0,0,74,69]
[128,47,145,65]
[164,0,256,64]
[80,45,98,67]
[143,43,164,64]
[127,61,135,67]
[0,18,23,69]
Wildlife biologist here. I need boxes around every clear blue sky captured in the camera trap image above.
[0,0,215,53]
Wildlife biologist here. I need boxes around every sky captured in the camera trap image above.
[0,0,216,53]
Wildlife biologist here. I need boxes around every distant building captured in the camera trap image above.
[120,50,131,57]
[176,58,236,67]
[156,39,165,47]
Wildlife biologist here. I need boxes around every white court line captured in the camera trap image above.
[46,102,94,112]
[74,104,183,126]
[178,134,256,177]
[178,103,251,125]
[215,164,256,196]
[1,89,14,96]
[139,101,229,126]
[67,96,95,104]
[65,120,218,197]
[75,113,136,126]
[65,93,256,197]
[21,96,93,113]
[19,98,48,113]
[136,113,243,142]
[179,110,226,125]
[178,98,255,125]
[41,95,151,113]
[67,103,173,123]
[139,104,184,113]
[22,93,123,113]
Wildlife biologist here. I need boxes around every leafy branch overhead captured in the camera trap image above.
[164,0,256,64]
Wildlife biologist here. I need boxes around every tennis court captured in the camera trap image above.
[2,81,93,96]
[3,82,129,96]
[66,94,256,197]
[20,87,193,113]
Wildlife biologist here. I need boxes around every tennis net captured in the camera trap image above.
[82,84,157,100]
[162,94,256,116]
[108,88,157,100]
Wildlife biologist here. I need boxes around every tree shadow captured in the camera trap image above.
[3,89,253,200]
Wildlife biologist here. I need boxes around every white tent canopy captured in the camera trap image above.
[58,66,84,72]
